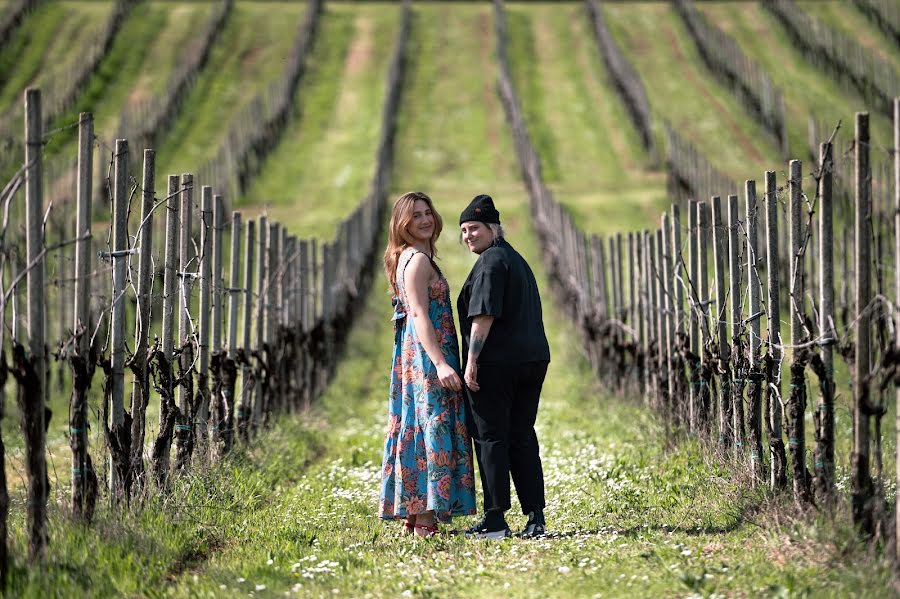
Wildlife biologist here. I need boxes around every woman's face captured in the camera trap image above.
[460,221,494,254]
[406,199,435,244]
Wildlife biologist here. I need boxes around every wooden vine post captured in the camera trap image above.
[765,171,787,489]
[711,196,731,450]
[852,112,873,532]
[69,112,97,522]
[746,180,764,483]
[814,141,836,501]
[21,88,48,560]
[788,159,811,504]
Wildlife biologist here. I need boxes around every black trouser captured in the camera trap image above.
[466,361,548,515]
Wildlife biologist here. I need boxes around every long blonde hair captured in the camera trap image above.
[383,191,443,296]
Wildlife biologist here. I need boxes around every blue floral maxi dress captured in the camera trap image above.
[379,248,477,521]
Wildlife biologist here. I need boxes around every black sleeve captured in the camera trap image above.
[467,251,508,319]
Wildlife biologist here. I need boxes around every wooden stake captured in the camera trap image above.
[728,194,746,461]
[174,174,194,469]
[196,187,213,455]
[712,196,732,449]
[688,200,699,433]
[814,142,836,501]
[22,89,47,560]
[765,171,787,489]
[852,112,873,531]
[69,112,96,521]
[237,219,255,442]
[746,180,764,483]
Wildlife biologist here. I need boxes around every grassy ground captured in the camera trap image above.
[602,1,782,184]
[504,2,667,235]
[238,3,401,239]
[154,1,307,185]
[698,1,894,157]
[0,1,113,116]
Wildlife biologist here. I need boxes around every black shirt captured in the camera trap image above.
[457,238,551,366]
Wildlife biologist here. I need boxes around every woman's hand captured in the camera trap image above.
[436,361,462,392]
[464,360,479,392]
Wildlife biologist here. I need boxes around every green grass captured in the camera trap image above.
[798,0,900,73]
[699,1,894,158]
[0,1,114,116]
[239,3,401,239]
[155,1,307,184]
[602,1,782,184]
[505,3,667,235]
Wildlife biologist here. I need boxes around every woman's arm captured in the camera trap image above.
[404,253,462,392]
[464,315,494,391]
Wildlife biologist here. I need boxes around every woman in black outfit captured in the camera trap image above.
[456,194,550,539]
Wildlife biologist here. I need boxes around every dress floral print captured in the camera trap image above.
[379,248,477,521]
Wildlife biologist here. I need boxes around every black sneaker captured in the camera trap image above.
[464,514,512,540]
[519,511,545,538]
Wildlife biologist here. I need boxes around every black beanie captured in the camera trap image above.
[459,194,500,225]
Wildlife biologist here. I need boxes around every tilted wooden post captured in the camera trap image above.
[765,171,787,489]
[711,196,732,450]
[852,112,873,531]
[70,112,96,521]
[814,142,835,501]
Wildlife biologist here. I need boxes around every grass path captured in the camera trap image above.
[602,1,781,184]
[505,2,666,235]
[154,1,307,184]
[238,3,401,239]
[699,1,894,157]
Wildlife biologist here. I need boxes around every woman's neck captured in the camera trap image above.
[410,241,431,256]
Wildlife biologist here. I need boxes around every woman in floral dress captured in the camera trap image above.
[379,191,477,537]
